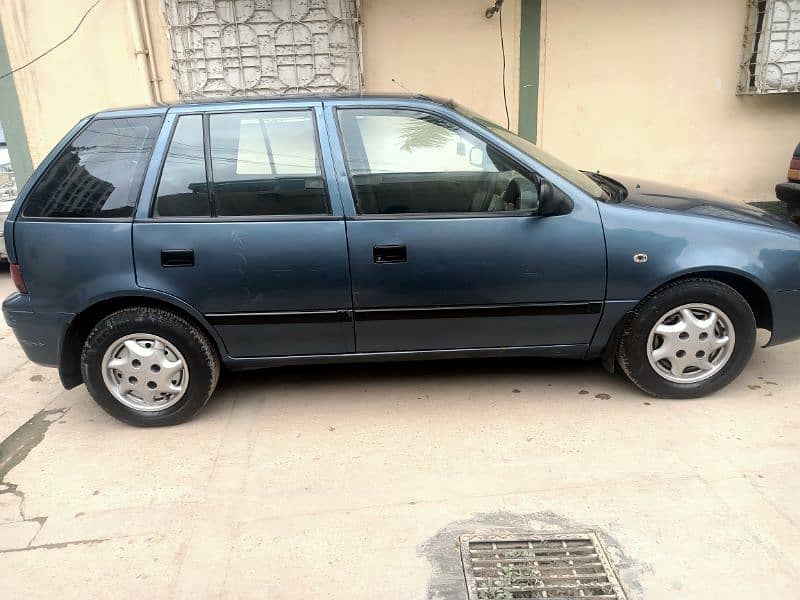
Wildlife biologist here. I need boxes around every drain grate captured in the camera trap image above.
[459,532,627,599]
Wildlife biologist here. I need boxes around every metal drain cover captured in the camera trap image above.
[459,532,627,599]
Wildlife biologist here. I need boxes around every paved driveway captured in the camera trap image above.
[1,268,799,598]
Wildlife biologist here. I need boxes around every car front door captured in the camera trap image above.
[133,102,354,358]
[327,102,606,354]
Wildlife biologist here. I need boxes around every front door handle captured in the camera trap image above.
[161,249,194,267]
[373,244,407,264]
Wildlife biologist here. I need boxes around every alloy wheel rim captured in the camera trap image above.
[646,303,736,384]
[101,333,188,411]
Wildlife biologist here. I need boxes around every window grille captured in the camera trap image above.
[162,0,362,100]
[739,0,800,94]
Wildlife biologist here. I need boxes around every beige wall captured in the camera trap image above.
[6,0,520,166]
[0,0,176,165]
[539,0,800,202]
[363,0,800,202]
[2,0,797,202]
[361,0,521,131]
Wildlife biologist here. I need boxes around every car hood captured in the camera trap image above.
[605,174,795,231]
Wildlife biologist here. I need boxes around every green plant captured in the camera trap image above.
[476,551,543,599]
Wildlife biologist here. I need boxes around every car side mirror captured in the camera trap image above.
[537,180,572,217]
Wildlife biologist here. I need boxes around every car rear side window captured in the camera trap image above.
[23,116,162,219]
[209,110,328,216]
[153,115,211,217]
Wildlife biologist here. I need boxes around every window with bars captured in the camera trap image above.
[163,0,362,100]
[739,0,800,94]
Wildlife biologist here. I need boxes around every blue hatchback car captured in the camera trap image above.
[4,94,800,426]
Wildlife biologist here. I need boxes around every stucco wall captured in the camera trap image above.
[539,0,800,202]
[360,0,521,131]
[0,0,176,166]
[1,0,797,202]
[362,0,800,202]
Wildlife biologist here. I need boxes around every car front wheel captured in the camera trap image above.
[617,278,756,398]
[81,307,220,426]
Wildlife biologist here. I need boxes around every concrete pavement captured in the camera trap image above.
[1,267,799,598]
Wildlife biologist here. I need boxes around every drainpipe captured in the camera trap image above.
[355,0,364,90]
[126,0,156,105]
[137,0,163,103]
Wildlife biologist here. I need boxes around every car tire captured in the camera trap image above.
[617,278,756,399]
[81,307,220,426]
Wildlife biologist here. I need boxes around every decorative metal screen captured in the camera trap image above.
[739,0,800,94]
[163,0,362,99]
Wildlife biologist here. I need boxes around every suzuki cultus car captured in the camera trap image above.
[5,95,800,426]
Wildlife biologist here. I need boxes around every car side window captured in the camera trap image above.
[23,116,162,219]
[209,110,328,217]
[336,108,540,215]
[153,115,211,217]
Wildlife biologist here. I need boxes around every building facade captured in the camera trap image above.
[0,0,798,202]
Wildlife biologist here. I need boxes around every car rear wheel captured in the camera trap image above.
[617,279,756,398]
[81,307,220,426]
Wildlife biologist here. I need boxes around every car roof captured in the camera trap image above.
[92,93,454,119]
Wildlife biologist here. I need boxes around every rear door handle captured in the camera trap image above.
[373,244,407,264]
[161,249,194,267]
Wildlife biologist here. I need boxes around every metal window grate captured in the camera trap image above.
[162,0,363,100]
[460,532,628,599]
[738,0,800,94]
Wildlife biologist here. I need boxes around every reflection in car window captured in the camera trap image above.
[454,103,607,201]
[337,108,540,215]
[23,116,162,218]
[154,115,210,217]
[209,111,328,217]
[346,112,485,175]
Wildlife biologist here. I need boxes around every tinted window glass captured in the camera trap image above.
[337,109,540,215]
[24,116,162,218]
[154,115,210,217]
[209,110,328,217]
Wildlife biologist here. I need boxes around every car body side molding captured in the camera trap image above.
[222,343,589,369]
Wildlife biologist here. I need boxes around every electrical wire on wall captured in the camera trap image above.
[0,0,105,81]
[485,0,510,129]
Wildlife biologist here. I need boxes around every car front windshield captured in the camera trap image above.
[454,103,607,201]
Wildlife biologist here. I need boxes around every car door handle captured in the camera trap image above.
[373,244,407,264]
[161,249,194,267]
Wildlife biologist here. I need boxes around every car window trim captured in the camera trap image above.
[137,214,342,223]
[347,210,538,221]
[333,105,551,220]
[18,114,164,223]
[17,216,136,224]
[202,113,217,217]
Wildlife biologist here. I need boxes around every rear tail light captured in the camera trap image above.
[10,263,27,294]
[789,157,800,182]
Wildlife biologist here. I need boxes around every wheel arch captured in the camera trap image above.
[59,292,226,389]
[600,268,772,372]
[654,269,772,332]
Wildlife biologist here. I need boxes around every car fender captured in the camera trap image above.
[58,287,229,389]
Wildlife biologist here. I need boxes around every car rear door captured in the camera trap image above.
[326,100,606,354]
[134,101,354,359]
